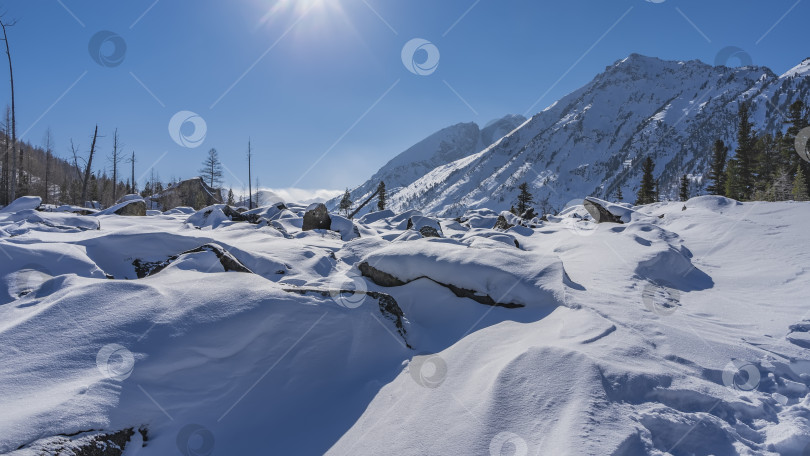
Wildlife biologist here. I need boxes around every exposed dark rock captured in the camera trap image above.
[114,200,146,216]
[222,205,261,223]
[418,225,440,238]
[132,243,252,278]
[494,215,514,230]
[302,203,331,231]
[358,262,406,287]
[358,262,523,308]
[584,198,623,224]
[282,287,411,348]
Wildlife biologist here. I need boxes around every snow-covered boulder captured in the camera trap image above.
[163,206,195,215]
[115,193,143,204]
[358,239,565,308]
[0,195,41,213]
[584,197,633,223]
[94,199,146,216]
[185,205,230,229]
[358,209,395,224]
[330,214,361,241]
[407,215,443,238]
[302,203,331,231]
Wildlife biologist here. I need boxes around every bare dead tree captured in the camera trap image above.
[80,125,98,206]
[247,139,253,209]
[128,151,135,194]
[43,128,53,204]
[0,17,17,201]
[348,187,381,219]
[109,128,122,202]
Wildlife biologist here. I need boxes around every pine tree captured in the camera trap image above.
[339,188,353,216]
[515,182,535,217]
[724,159,745,201]
[615,187,623,202]
[635,157,656,205]
[199,148,223,188]
[227,188,235,206]
[792,166,809,201]
[707,140,728,195]
[735,102,756,199]
[376,181,386,211]
[679,174,689,201]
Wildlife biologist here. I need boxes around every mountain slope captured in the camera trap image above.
[326,114,526,211]
[357,55,810,217]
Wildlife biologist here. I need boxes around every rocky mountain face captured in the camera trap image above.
[336,54,810,217]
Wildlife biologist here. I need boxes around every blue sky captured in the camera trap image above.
[3,0,807,196]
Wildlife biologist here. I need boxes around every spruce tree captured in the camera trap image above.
[615,187,623,202]
[792,166,809,201]
[376,181,386,211]
[635,157,656,205]
[339,188,353,216]
[199,148,223,188]
[679,175,689,201]
[516,182,535,216]
[227,188,235,206]
[707,140,728,195]
[724,159,745,201]
[735,102,756,199]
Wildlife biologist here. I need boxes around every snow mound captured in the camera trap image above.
[359,239,567,308]
[0,196,42,213]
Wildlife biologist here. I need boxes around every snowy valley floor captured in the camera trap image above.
[1,197,809,455]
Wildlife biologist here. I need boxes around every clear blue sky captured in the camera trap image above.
[3,0,807,195]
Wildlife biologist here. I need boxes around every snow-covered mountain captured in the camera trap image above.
[344,54,810,217]
[326,114,526,211]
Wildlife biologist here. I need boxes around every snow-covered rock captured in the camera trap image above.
[0,196,42,213]
[302,203,331,231]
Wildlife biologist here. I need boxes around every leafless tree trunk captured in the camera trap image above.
[1,18,17,202]
[129,151,135,194]
[1,106,8,204]
[43,128,53,205]
[80,125,98,206]
[109,128,121,202]
[247,139,252,209]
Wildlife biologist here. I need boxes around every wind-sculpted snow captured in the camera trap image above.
[1,197,809,454]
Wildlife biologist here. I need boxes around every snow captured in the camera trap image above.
[2,197,808,454]
[0,196,42,213]
[93,198,145,216]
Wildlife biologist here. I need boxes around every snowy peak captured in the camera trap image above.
[781,57,810,78]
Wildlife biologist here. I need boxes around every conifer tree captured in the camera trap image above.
[724,159,745,201]
[735,102,756,198]
[679,175,689,201]
[615,187,623,202]
[707,140,728,195]
[376,181,386,211]
[227,188,235,206]
[792,166,809,201]
[199,148,223,188]
[635,157,656,205]
[516,182,535,216]
[339,188,353,216]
